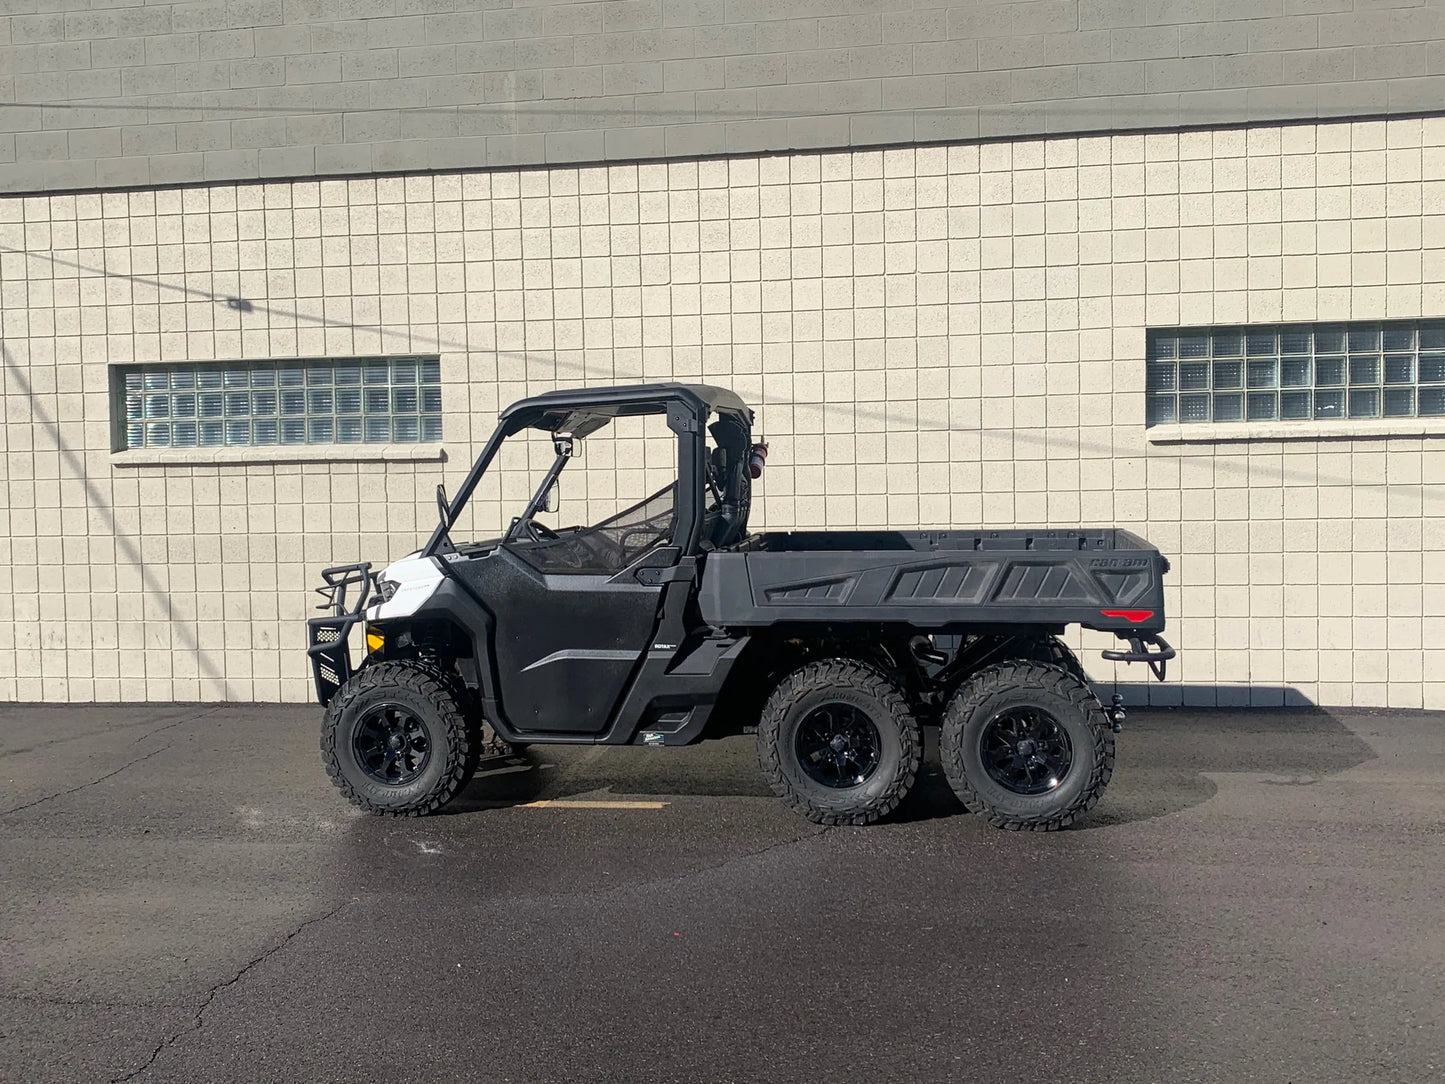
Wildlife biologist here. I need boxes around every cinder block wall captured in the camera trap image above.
[2,113,1443,706]
[4,0,1445,192]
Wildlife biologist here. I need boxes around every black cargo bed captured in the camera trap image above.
[698,528,1168,635]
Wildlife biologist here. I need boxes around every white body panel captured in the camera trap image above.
[367,553,445,621]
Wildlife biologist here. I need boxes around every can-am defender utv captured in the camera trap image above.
[309,383,1173,830]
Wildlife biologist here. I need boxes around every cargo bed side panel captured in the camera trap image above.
[698,547,1166,634]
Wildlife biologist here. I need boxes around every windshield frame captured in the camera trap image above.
[423,396,710,559]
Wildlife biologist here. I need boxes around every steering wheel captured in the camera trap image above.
[524,519,560,542]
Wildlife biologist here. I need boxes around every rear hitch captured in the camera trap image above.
[1105,693,1125,733]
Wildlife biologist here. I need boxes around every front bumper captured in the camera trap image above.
[306,562,373,705]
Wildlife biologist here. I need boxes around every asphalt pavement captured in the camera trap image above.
[2,701,1442,1083]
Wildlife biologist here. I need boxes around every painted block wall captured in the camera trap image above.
[6,1,1445,192]
[1,113,1443,706]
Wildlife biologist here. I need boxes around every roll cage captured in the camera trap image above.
[423,382,755,561]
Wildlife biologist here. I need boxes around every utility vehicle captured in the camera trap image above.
[309,383,1173,830]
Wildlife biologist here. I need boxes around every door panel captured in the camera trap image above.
[449,547,665,734]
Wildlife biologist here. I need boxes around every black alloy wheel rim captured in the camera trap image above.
[979,707,1073,795]
[795,704,882,789]
[353,705,432,785]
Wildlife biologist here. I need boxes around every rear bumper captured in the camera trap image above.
[1102,632,1175,681]
[305,562,373,705]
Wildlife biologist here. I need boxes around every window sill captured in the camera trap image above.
[1146,419,1445,444]
[110,443,447,467]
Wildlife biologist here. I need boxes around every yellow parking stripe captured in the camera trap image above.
[520,799,669,810]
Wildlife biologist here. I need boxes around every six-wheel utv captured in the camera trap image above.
[308,383,1173,830]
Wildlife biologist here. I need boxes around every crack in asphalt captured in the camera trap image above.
[0,706,225,759]
[600,823,836,903]
[0,744,173,818]
[2,724,158,759]
[109,901,352,1084]
[1,707,226,816]
[0,992,170,1010]
[127,705,227,745]
[680,824,835,882]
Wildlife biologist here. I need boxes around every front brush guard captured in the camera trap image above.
[306,562,373,704]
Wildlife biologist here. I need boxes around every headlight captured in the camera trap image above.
[375,576,398,602]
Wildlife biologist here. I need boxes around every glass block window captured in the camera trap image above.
[1147,321,1445,426]
[114,357,443,450]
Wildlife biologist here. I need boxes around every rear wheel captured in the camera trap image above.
[1019,636,1090,685]
[757,659,921,826]
[321,661,480,816]
[940,660,1113,831]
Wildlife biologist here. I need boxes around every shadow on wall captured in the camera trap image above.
[13,244,1444,494]
[6,246,1437,702]
[12,245,1445,499]
[1,344,234,698]
[7,95,1324,126]
[0,243,482,360]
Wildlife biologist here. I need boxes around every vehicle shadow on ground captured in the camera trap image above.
[892,707,1383,829]
[436,708,1381,829]
[1068,707,1379,830]
[442,752,588,812]
[438,736,777,815]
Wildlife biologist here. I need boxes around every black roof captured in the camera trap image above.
[498,382,751,433]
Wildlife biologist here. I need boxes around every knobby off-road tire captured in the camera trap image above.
[321,660,480,817]
[416,661,514,762]
[757,659,922,827]
[1019,636,1090,686]
[940,660,1113,832]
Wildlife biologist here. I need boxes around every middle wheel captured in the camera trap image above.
[757,658,921,826]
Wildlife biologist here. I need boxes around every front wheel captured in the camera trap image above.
[321,661,480,817]
[940,660,1113,831]
[757,659,921,827]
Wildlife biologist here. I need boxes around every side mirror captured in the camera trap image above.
[541,480,559,514]
[436,483,450,525]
